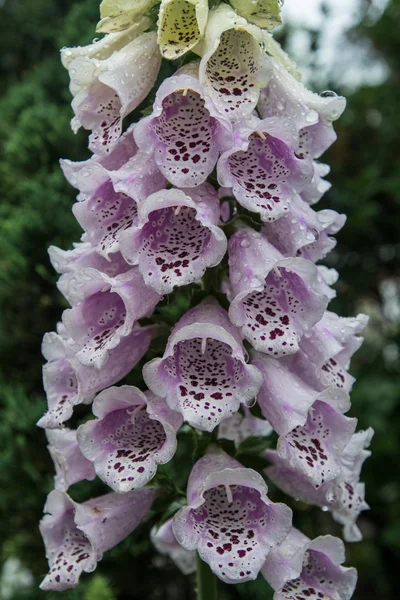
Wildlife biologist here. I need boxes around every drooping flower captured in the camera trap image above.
[218,119,313,223]
[172,448,292,583]
[265,428,374,542]
[119,185,227,295]
[228,227,329,356]
[262,528,357,600]
[151,518,196,575]
[143,301,262,431]
[199,3,271,121]
[134,65,231,188]
[262,193,346,262]
[48,243,131,278]
[218,406,273,446]
[37,324,155,429]
[229,0,283,30]
[297,311,369,393]
[77,386,182,492]
[157,0,209,59]
[58,267,160,369]
[61,19,161,154]
[39,487,156,591]
[97,0,157,33]
[46,429,96,491]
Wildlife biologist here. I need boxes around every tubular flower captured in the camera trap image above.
[61,18,161,154]
[229,0,283,30]
[58,267,160,369]
[157,0,209,60]
[46,429,96,491]
[265,428,374,542]
[48,243,131,278]
[135,66,232,188]
[172,448,292,584]
[151,518,197,575]
[199,3,271,121]
[38,325,155,429]
[119,185,227,294]
[77,386,182,492]
[228,228,329,356]
[143,301,262,431]
[262,193,346,262]
[218,119,313,223]
[262,528,357,600]
[97,0,157,33]
[39,488,156,591]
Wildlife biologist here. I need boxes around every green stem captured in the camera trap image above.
[196,553,217,600]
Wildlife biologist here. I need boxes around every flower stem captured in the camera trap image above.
[196,553,217,600]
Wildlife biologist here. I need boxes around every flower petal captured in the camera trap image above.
[151,518,197,575]
[46,428,96,491]
[157,0,208,59]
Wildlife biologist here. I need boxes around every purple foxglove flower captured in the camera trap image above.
[151,518,196,575]
[134,66,231,188]
[265,428,374,542]
[229,0,283,30]
[228,228,329,357]
[157,0,209,60]
[218,406,273,445]
[119,185,227,294]
[97,0,157,34]
[77,386,182,492]
[39,487,156,591]
[172,448,292,584]
[58,267,160,368]
[262,528,357,600]
[198,3,271,121]
[258,57,346,159]
[301,161,332,205]
[143,301,262,431]
[48,243,131,278]
[251,350,351,436]
[262,194,346,262]
[298,311,369,393]
[38,324,155,429]
[218,119,313,223]
[46,429,96,491]
[315,265,339,301]
[61,19,161,154]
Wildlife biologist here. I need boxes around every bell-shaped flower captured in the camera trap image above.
[172,448,292,584]
[157,0,209,60]
[46,429,96,491]
[61,18,161,154]
[97,0,157,34]
[119,185,227,295]
[198,3,271,121]
[258,58,346,158]
[262,528,357,600]
[301,161,332,205]
[298,311,369,393]
[38,324,155,429]
[218,119,313,223]
[218,406,273,445]
[77,386,182,492]
[251,350,351,436]
[143,301,262,431]
[58,267,160,369]
[39,487,156,591]
[315,265,339,300]
[262,194,346,262]
[265,428,374,542]
[49,243,131,278]
[228,228,329,357]
[151,518,196,575]
[134,66,231,188]
[229,0,283,30]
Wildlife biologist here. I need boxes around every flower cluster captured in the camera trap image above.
[38,0,372,596]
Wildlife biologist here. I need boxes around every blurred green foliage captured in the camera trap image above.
[0,0,399,598]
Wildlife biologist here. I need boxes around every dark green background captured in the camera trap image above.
[0,0,399,598]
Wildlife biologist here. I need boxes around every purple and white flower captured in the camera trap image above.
[151,518,196,574]
[77,385,182,492]
[46,428,96,491]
